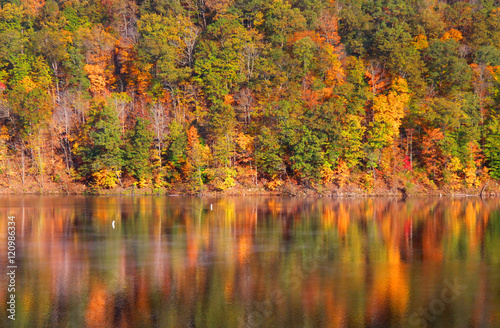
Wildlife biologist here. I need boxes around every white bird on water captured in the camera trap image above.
[112,220,115,229]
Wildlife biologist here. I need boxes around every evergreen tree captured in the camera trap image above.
[486,115,500,180]
[77,101,124,188]
[126,118,153,184]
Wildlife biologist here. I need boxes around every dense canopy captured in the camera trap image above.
[0,0,499,193]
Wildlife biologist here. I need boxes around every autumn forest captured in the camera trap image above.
[1,0,500,194]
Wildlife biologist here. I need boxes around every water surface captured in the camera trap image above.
[1,196,500,327]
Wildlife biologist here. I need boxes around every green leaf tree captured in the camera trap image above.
[77,100,124,188]
[125,118,153,185]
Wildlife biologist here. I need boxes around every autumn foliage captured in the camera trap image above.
[0,0,499,193]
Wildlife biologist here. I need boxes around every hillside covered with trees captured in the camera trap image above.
[0,0,500,194]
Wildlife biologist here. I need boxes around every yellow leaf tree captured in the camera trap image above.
[369,77,410,149]
[185,125,210,191]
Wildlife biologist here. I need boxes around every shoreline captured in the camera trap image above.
[1,180,498,198]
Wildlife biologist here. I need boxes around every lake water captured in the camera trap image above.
[1,196,500,327]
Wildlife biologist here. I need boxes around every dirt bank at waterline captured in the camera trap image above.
[1,178,498,197]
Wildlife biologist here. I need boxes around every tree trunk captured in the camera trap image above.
[115,171,123,187]
[37,134,44,191]
[20,143,25,188]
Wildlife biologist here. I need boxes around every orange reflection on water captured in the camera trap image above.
[0,196,499,327]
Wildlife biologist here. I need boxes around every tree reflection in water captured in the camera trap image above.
[0,196,499,328]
